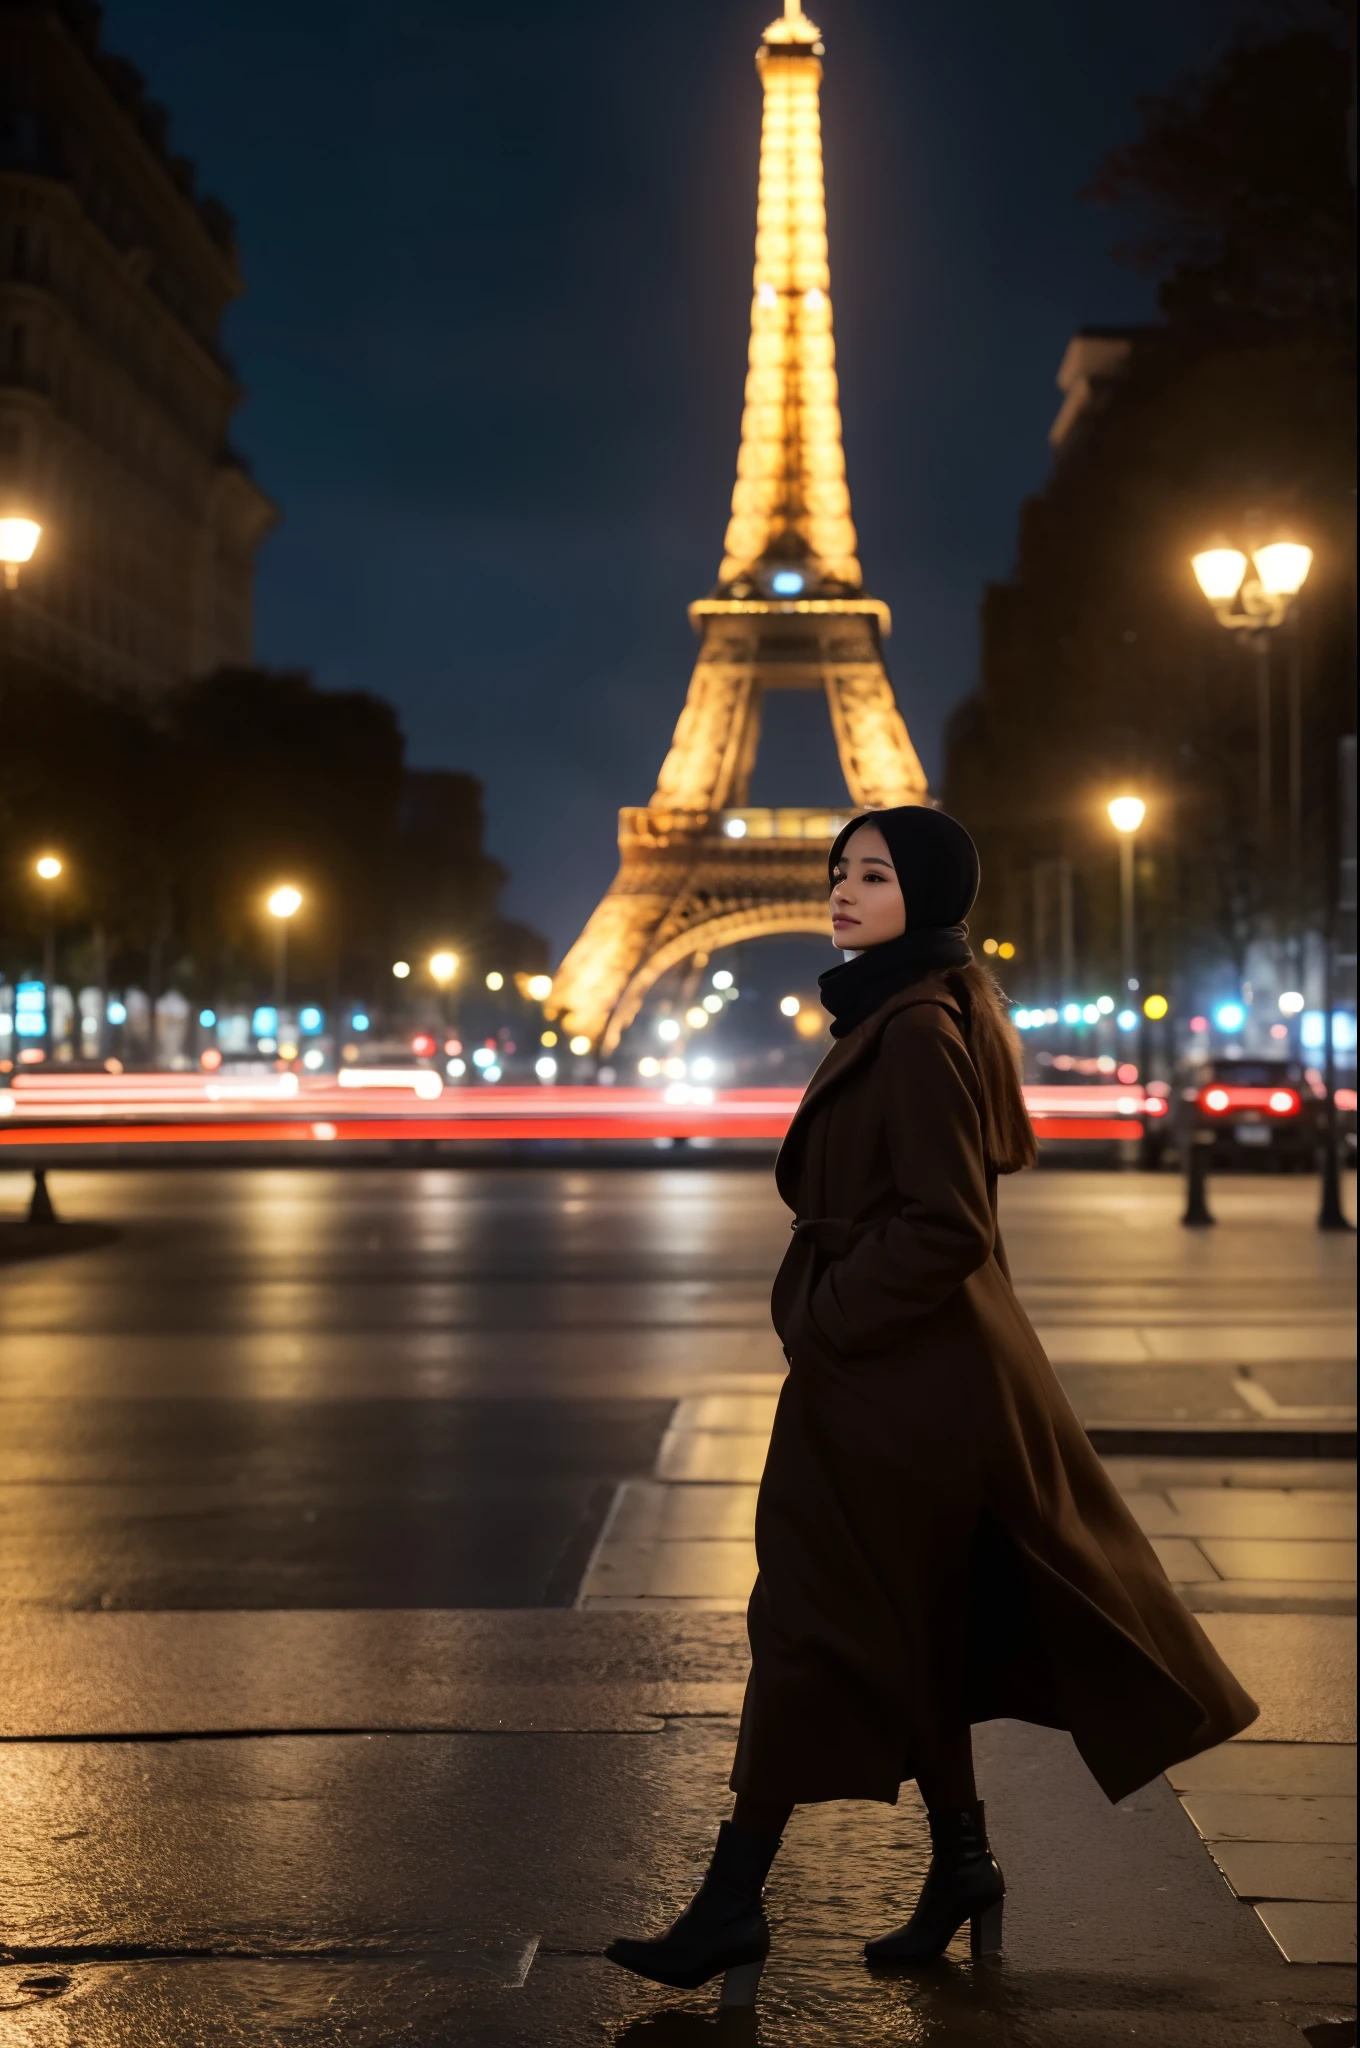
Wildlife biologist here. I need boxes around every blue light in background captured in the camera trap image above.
[1062,1003,1081,1025]
[106,999,127,1025]
[1116,1009,1138,1031]
[770,570,804,595]
[252,1005,279,1038]
[199,1009,216,1028]
[1214,1002,1246,1033]
[350,1013,370,1032]
[15,982,45,1035]
[298,1007,323,1033]
[1302,1010,1358,1053]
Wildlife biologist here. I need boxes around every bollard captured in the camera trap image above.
[1181,1135,1215,1228]
[27,1169,57,1226]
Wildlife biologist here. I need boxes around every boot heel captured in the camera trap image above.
[719,1959,765,2006]
[969,1900,1003,1957]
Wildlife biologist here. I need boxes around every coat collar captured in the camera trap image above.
[774,981,963,1206]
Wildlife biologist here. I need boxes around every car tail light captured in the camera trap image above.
[1198,1084,1299,1116]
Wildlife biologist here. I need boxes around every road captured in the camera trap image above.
[0,1164,1354,2044]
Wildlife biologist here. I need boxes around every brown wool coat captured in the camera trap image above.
[731,983,1258,1808]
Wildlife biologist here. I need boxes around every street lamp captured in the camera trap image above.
[34,853,62,1057]
[429,950,459,1033]
[1107,797,1145,1037]
[0,517,41,591]
[1194,536,1314,1027]
[1191,538,1312,835]
[267,885,302,1010]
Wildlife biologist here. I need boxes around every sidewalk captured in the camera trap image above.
[0,1164,1354,2044]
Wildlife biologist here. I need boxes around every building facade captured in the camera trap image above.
[0,0,274,700]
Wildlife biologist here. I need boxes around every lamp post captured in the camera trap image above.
[267,886,303,1012]
[1191,539,1312,840]
[1107,796,1145,1004]
[1193,540,1314,1044]
[429,950,459,1035]
[34,853,63,1058]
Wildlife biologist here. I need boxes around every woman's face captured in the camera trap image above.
[830,823,907,950]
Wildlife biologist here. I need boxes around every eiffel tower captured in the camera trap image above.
[549,0,927,1055]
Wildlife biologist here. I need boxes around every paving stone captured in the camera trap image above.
[1210,1840,1356,1902]
[1168,1744,1357,1796]
[640,1540,759,1600]
[1199,1615,1356,1742]
[1149,1535,1216,1580]
[655,1432,769,1482]
[1198,1538,1358,1583]
[1127,1491,1358,1540]
[1177,1581,1357,1616]
[1103,1460,1357,1493]
[1254,1901,1358,1965]
[668,1394,780,1433]
[1178,1794,1357,1844]
[657,1484,758,1540]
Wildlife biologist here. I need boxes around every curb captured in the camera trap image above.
[1087,1426,1357,1460]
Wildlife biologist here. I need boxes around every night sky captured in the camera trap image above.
[104,0,1251,956]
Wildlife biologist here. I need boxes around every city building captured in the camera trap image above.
[0,0,274,699]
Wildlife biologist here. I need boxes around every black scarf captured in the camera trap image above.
[818,804,981,1037]
[818,925,974,1038]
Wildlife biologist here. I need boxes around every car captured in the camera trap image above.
[1175,1056,1322,1171]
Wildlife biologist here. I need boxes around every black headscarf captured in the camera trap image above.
[818,805,979,1037]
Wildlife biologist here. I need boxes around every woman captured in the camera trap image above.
[606,805,1257,2002]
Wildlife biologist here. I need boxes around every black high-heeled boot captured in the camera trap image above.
[605,1820,778,1996]
[864,1801,1005,1965]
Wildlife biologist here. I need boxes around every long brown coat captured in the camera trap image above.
[732,983,1257,1807]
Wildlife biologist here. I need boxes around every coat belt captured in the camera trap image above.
[791,1216,859,1258]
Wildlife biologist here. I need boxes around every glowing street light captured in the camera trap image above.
[485,971,504,992]
[1106,798,1146,1076]
[526,974,553,1002]
[1194,534,1315,1061]
[779,995,801,1017]
[1253,543,1313,599]
[1190,549,1248,605]
[1192,535,1313,835]
[33,851,63,1052]
[0,516,41,590]
[266,885,302,1010]
[429,951,459,986]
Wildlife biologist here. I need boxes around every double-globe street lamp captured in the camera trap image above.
[1191,538,1313,884]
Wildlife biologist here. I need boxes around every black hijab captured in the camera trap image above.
[818,806,979,1037]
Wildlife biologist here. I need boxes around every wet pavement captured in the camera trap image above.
[0,1165,1355,2044]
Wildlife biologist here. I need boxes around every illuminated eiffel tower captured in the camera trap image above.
[549,0,927,1055]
